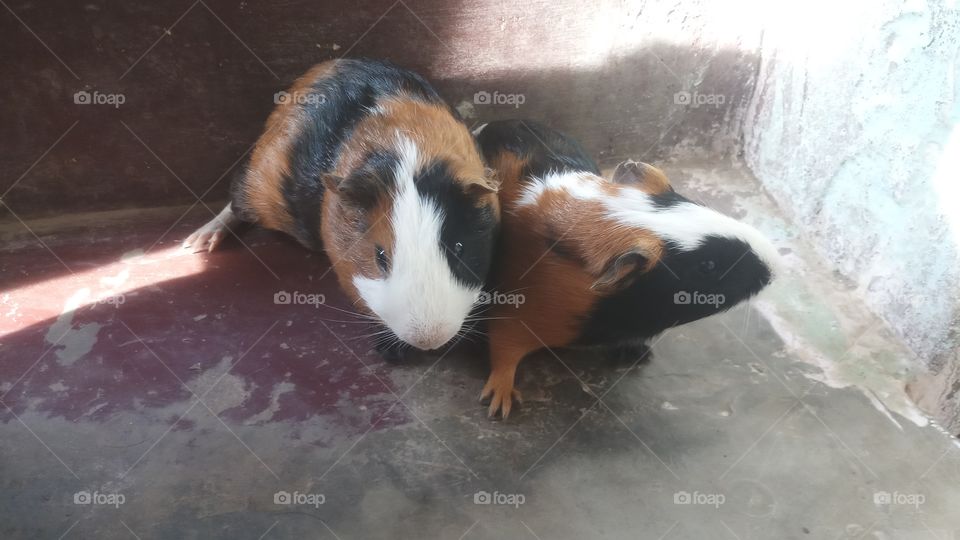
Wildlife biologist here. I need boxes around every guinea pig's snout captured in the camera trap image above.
[404,323,460,351]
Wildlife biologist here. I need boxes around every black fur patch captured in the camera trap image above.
[226,154,255,222]
[338,149,398,212]
[648,190,689,209]
[476,120,600,183]
[232,58,448,250]
[577,236,772,346]
[415,160,497,288]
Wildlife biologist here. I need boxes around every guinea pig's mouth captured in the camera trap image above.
[383,317,466,351]
[400,330,459,351]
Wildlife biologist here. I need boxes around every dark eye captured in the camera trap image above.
[699,260,717,274]
[453,242,464,258]
[375,245,389,273]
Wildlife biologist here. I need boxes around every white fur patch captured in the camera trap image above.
[518,170,779,275]
[352,134,480,350]
[515,170,601,208]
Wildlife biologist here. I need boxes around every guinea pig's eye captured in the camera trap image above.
[699,260,717,274]
[375,245,390,273]
[453,242,464,258]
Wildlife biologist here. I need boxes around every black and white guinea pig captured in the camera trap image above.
[473,119,777,417]
[184,58,500,353]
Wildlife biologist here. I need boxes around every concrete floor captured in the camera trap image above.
[2,162,959,539]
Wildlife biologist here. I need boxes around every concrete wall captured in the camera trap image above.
[741,0,960,430]
[0,0,760,219]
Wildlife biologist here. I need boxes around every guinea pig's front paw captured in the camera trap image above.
[183,219,230,253]
[182,205,241,253]
[480,372,522,419]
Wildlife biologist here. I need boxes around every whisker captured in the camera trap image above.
[320,303,379,320]
[354,328,396,340]
[317,318,381,324]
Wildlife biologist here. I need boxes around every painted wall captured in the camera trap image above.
[0,0,760,219]
[741,0,960,429]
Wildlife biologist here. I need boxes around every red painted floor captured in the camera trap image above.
[2,205,958,540]
[1,207,418,433]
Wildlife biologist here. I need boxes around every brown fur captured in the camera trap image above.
[482,154,672,417]
[524,182,664,277]
[335,97,497,196]
[237,61,498,314]
[239,61,339,233]
[320,194,395,308]
[320,96,499,310]
[610,160,672,195]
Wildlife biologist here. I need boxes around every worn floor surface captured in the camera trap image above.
[2,163,959,540]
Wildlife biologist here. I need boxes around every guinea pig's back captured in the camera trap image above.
[231,58,451,249]
[475,120,599,207]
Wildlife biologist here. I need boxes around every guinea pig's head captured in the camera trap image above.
[587,160,778,335]
[322,135,499,350]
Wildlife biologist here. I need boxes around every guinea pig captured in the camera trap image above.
[474,119,777,417]
[184,58,500,354]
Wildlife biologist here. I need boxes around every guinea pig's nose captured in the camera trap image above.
[407,325,456,350]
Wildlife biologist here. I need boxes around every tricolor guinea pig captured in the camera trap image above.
[184,59,500,354]
[474,120,777,418]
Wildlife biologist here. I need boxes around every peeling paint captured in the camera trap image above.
[44,288,102,366]
[245,381,296,425]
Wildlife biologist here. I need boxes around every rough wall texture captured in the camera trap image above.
[0,0,760,219]
[742,0,960,429]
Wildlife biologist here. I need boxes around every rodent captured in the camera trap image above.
[474,119,777,417]
[184,58,500,354]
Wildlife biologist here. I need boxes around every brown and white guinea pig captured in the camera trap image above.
[473,119,777,417]
[184,58,500,354]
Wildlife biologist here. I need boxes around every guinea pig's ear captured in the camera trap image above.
[611,160,673,193]
[463,168,500,196]
[323,173,382,210]
[591,249,651,293]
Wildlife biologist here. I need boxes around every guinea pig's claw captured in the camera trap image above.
[183,206,241,253]
[183,225,224,253]
[480,378,521,419]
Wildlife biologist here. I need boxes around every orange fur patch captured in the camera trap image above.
[524,184,663,276]
[609,161,673,195]
[338,97,498,205]
[239,60,339,233]
[488,153,671,360]
[632,163,672,194]
[487,151,529,204]
[320,194,394,310]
